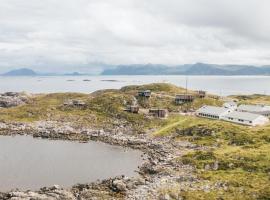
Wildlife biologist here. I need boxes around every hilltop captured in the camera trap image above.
[2,68,37,76]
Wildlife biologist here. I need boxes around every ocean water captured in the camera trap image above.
[0,75,269,96]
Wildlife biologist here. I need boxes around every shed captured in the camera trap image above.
[175,94,194,105]
[197,90,206,98]
[138,90,151,98]
[149,108,168,118]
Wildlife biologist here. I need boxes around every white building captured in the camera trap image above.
[237,104,270,117]
[222,111,269,126]
[196,106,232,119]
[223,102,237,110]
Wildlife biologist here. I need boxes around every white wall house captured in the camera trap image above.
[237,104,270,117]
[221,111,269,126]
[196,106,232,119]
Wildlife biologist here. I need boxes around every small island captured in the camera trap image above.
[0,83,269,199]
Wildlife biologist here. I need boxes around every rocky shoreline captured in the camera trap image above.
[0,121,203,200]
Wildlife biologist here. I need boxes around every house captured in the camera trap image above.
[221,111,269,126]
[196,106,232,119]
[138,90,151,98]
[125,105,139,113]
[237,104,270,117]
[223,102,237,110]
[175,94,195,105]
[197,90,206,98]
[149,108,168,118]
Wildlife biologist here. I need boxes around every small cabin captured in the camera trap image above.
[197,90,206,98]
[175,94,195,105]
[149,108,168,118]
[125,105,139,113]
[138,90,151,98]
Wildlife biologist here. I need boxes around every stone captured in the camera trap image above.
[111,179,127,192]
[159,193,171,200]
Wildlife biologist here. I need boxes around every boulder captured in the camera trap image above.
[111,179,127,192]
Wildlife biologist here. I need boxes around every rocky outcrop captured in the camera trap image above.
[0,92,30,108]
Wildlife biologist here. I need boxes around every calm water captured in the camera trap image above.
[0,136,143,191]
[0,75,269,96]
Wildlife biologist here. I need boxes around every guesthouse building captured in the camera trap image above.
[221,111,269,126]
[237,104,270,117]
[196,106,231,119]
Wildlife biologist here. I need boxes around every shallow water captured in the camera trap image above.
[0,135,143,191]
[0,75,269,96]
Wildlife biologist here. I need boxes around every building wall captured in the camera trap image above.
[221,116,254,126]
[196,112,221,119]
[221,115,269,126]
[196,110,231,120]
[253,116,269,126]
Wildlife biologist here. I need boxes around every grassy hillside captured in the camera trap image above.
[154,114,270,199]
[0,83,222,129]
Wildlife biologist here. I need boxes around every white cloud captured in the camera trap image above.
[0,0,270,72]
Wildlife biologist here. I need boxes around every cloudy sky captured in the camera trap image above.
[0,0,270,73]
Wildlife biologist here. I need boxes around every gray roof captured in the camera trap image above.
[197,106,229,116]
[224,111,265,121]
[237,104,270,112]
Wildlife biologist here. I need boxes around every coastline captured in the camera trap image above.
[0,121,198,200]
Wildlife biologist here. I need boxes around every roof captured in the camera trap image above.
[223,102,237,108]
[237,104,270,112]
[224,111,265,121]
[223,102,237,106]
[197,106,229,116]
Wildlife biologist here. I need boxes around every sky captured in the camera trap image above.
[0,0,270,73]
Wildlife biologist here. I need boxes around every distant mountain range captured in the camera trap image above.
[101,63,270,75]
[2,63,270,76]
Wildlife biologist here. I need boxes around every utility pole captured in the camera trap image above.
[185,76,189,112]
[185,76,188,95]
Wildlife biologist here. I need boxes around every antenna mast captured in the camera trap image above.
[185,76,188,95]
